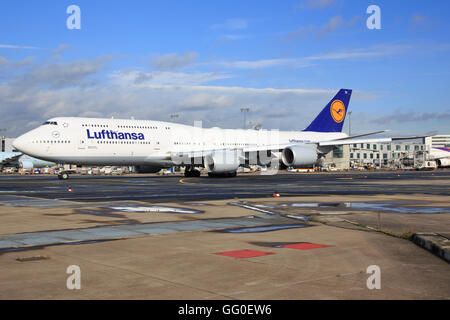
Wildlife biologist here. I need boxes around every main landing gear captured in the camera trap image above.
[184,168,201,177]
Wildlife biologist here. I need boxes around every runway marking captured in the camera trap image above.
[282,243,330,250]
[214,249,275,258]
[229,202,277,215]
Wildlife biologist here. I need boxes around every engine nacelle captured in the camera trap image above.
[281,145,318,168]
[134,165,163,173]
[436,158,450,167]
[19,160,34,169]
[204,150,240,173]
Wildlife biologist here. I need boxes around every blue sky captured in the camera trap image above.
[0,0,449,136]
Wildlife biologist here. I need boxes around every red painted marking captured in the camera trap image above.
[282,243,329,250]
[214,249,275,258]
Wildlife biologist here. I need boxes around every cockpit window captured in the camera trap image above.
[42,121,58,125]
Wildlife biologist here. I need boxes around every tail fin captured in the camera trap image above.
[303,89,352,132]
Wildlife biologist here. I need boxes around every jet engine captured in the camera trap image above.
[436,158,450,167]
[281,145,318,168]
[204,150,240,175]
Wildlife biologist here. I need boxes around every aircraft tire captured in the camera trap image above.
[58,172,69,180]
[184,169,201,177]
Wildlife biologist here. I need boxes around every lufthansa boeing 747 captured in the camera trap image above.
[13,89,417,179]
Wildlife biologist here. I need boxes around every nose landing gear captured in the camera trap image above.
[58,172,70,180]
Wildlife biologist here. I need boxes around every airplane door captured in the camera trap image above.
[78,139,86,150]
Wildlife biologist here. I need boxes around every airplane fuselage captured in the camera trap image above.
[13,117,347,166]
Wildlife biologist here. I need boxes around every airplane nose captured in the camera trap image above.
[13,135,27,152]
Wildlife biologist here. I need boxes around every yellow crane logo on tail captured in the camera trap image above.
[330,100,346,123]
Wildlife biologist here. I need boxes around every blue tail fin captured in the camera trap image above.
[303,89,352,132]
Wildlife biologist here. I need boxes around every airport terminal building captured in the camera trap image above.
[322,134,450,170]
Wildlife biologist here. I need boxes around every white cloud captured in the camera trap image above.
[52,44,71,55]
[318,16,344,36]
[109,70,232,87]
[150,51,198,71]
[205,44,412,70]
[0,44,39,50]
[15,56,112,89]
[372,110,450,125]
[211,18,248,30]
[299,0,336,9]
[0,56,35,71]
[287,15,361,40]
[213,58,314,69]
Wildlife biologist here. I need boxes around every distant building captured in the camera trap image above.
[349,141,426,167]
[323,136,450,169]
[304,137,444,170]
[1,137,17,152]
[321,145,350,170]
[424,135,450,149]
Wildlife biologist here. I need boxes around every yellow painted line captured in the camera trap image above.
[179,178,199,185]
[178,179,231,187]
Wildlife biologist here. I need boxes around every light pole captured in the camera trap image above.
[240,107,250,129]
[348,111,352,136]
[0,129,6,152]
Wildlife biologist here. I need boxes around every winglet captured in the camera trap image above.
[303,89,352,133]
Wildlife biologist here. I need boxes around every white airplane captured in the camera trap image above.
[12,89,416,179]
[427,147,450,167]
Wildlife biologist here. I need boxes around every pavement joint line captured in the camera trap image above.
[289,271,364,286]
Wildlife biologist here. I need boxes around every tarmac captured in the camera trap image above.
[0,170,449,299]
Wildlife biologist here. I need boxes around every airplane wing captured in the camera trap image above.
[318,135,425,147]
[318,138,392,147]
[332,130,388,141]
